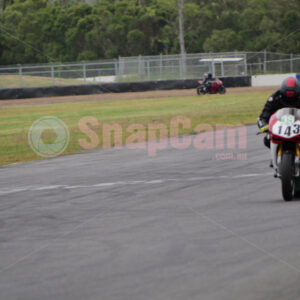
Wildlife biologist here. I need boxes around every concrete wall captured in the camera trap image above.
[252,73,297,87]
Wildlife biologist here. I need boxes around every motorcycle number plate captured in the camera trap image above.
[272,119,300,138]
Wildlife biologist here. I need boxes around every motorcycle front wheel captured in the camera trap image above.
[196,87,205,95]
[280,152,295,201]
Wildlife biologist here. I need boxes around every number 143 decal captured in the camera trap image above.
[278,123,300,136]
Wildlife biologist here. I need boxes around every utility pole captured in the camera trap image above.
[178,0,186,78]
[178,0,185,56]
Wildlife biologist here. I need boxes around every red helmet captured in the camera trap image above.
[280,77,300,98]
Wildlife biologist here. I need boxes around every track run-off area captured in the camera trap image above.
[0,86,276,107]
[1,120,300,299]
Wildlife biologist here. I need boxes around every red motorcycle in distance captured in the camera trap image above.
[263,107,300,201]
[196,79,226,95]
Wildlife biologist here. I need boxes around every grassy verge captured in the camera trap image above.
[0,75,93,89]
[0,91,267,165]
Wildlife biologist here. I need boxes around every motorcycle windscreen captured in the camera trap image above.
[275,108,300,120]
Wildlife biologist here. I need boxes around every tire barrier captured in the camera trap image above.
[0,76,251,100]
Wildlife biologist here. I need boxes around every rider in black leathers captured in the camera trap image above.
[257,77,300,148]
[203,73,215,92]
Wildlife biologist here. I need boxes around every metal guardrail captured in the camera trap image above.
[0,51,299,88]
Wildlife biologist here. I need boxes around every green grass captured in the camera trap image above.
[0,75,93,89]
[0,91,268,165]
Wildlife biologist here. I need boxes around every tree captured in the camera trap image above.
[0,0,14,12]
[203,29,241,52]
[1,0,300,65]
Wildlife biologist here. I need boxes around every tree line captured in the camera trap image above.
[0,0,299,64]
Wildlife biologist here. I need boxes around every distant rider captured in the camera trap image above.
[203,72,215,92]
[257,77,300,149]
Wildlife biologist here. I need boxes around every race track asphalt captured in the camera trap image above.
[1,124,300,300]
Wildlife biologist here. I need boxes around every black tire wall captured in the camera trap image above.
[0,76,251,100]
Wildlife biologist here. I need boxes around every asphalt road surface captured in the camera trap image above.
[1,124,300,300]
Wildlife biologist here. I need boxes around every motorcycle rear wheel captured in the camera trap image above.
[280,152,295,201]
[218,86,226,94]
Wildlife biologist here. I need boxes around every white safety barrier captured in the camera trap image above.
[252,73,297,87]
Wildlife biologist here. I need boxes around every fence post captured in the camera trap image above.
[138,55,143,80]
[114,60,119,82]
[290,53,293,73]
[179,55,183,79]
[211,59,215,77]
[180,53,186,79]
[82,61,86,83]
[263,49,267,74]
[221,57,224,77]
[147,58,150,81]
[179,55,182,79]
[244,53,247,75]
[51,63,55,86]
[18,64,23,88]
[160,53,163,80]
[118,56,124,79]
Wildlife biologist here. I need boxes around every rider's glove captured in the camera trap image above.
[260,125,269,133]
[257,118,269,133]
